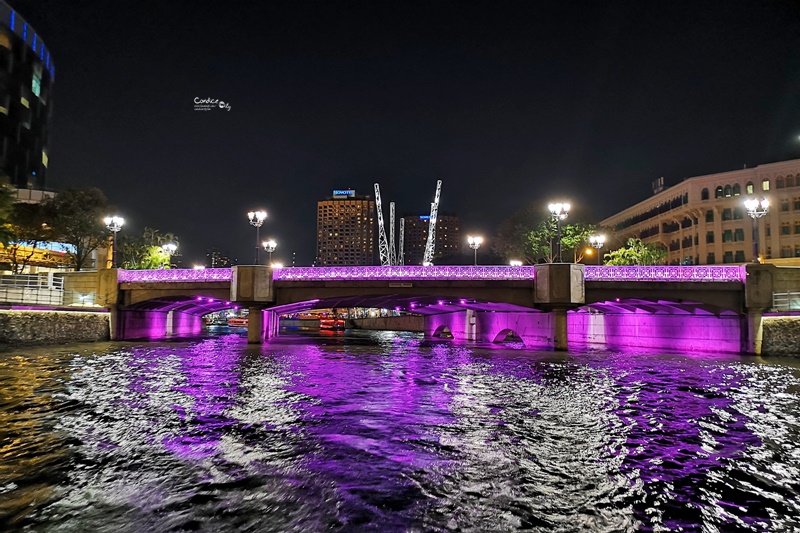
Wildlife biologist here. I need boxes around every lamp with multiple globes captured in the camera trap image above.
[161,242,177,269]
[262,239,277,264]
[588,234,605,265]
[744,197,769,263]
[548,202,570,262]
[103,215,125,268]
[467,236,483,266]
[509,260,523,266]
[247,210,268,265]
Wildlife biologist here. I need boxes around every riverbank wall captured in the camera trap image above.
[0,310,110,345]
[762,316,800,356]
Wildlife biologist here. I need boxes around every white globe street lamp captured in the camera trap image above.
[262,239,277,265]
[509,260,523,266]
[744,198,769,263]
[103,215,125,268]
[548,202,570,262]
[247,210,268,265]
[161,242,177,269]
[588,234,605,265]
[467,236,483,266]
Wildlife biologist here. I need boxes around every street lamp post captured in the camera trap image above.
[103,215,125,268]
[262,239,277,265]
[161,242,177,268]
[744,198,769,263]
[588,234,605,265]
[467,236,483,266]
[548,202,570,262]
[247,210,268,265]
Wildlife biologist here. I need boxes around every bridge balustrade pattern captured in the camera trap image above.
[115,265,746,284]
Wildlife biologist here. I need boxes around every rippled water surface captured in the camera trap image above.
[2,330,800,532]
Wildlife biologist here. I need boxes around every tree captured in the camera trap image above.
[525,221,596,263]
[0,184,15,245]
[4,202,52,273]
[45,188,110,271]
[604,238,668,266]
[491,205,541,264]
[560,222,595,263]
[118,227,180,270]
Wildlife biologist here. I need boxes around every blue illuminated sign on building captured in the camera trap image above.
[419,216,430,220]
[332,189,355,197]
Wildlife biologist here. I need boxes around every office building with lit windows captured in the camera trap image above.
[599,159,800,265]
[0,3,54,190]
[316,189,376,266]
[402,215,461,265]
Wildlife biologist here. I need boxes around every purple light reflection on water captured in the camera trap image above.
[3,333,800,531]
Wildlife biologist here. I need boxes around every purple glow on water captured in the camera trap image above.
[2,333,798,531]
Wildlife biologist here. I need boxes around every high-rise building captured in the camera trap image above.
[316,189,375,266]
[0,3,54,190]
[206,249,234,268]
[402,214,461,265]
[599,159,800,265]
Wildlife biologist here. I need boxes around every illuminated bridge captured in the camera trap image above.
[88,263,791,354]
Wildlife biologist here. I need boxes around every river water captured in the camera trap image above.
[1,329,800,532]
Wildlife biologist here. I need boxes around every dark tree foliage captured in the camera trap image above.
[45,188,110,271]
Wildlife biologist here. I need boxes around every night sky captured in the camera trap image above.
[8,0,800,266]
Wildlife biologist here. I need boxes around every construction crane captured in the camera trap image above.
[389,201,396,266]
[374,183,391,266]
[422,180,442,266]
[398,218,405,266]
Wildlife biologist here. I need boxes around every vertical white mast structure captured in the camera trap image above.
[374,183,391,266]
[389,202,396,266]
[422,180,442,266]
[398,218,405,266]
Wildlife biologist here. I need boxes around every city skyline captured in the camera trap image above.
[7,0,800,266]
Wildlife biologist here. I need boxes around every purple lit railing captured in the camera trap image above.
[273,265,536,281]
[583,265,745,282]
[117,268,232,283]
[116,265,746,284]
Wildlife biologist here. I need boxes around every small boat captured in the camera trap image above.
[319,318,346,330]
[227,317,249,327]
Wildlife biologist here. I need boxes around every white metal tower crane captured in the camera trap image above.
[422,180,442,266]
[374,183,391,266]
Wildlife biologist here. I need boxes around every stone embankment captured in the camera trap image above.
[0,310,110,345]
[761,316,800,356]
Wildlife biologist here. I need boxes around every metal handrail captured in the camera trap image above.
[772,291,800,311]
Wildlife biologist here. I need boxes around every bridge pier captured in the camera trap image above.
[553,309,568,351]
[746,311,763,355]
[247,307,263,344]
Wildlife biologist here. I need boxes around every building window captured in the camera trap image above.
[701,188,709,200]
[777,177,785,189]
[722,208,732,221]
[707,253,716,264]
[781,246,792,258]
[782,199,791,212]
[724,185,732,197]
[796,245,800,258]
[762,179,770,191]
[735,250,746,262]
[782,222,791,235]
[732,183,741,196]
[766,223,771,237]
[705,210,714,223]
[733,207,743,220]
[722,230,732,242]
[734,228,745,241]
[746,182,754,194]
[788,175,795,188]
[715,186,724,198]
[706,232,714,244]
[723,251,734,263]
